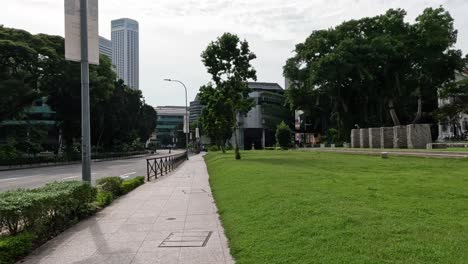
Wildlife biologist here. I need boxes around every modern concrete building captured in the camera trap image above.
[98,36,112,60]
[111,18,139,90]
[189,94,203,123]
[153,106,188,148]
[234,82,291,149]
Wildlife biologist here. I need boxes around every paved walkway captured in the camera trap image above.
[19,154,234,264]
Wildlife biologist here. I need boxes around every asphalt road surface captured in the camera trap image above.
[0,150,182,192]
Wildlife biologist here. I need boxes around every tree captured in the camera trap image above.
[275,121,291,149]
[284,7,464,140]
[200,33,257,159]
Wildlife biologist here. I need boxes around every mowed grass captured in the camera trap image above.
[205,151,468,264]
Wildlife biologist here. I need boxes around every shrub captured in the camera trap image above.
[95,190,113,208]
[275,121,292,149]
[207,145,220,152]
[0,181,96,235]
[0,232,36,264]
[120,176,145,194]
[96,177,123,197]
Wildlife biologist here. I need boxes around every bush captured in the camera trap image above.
[275,121,292,149]
[120,176,145,194]
[0,181,96,235]
[96,177,123,197]
[95,190,113,208]
[0,232,36,264]
[207,145,220,152]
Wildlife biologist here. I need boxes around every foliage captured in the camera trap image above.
[95,190,113,208]
[207,145,220,152]
[199,33,257,159]
[120,176,145,194]
[0,181,96,235]
[326,128,339,144]
[275,121,292,149]
[205,151,468,264]
[284,7,464,140]
[95,177,123,197]
[0,232,36,264]
[0,26,157,158]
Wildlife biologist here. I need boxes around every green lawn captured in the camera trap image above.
[205,151,468,264]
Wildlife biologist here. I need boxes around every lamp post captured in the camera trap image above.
[164,79,189,159]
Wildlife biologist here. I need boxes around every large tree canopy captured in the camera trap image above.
[0,26,157,157]
[284,7,464,140]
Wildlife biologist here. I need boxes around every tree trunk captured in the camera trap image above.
[412,96,422,124]
[388,100,401,126]
[234,127,241,160]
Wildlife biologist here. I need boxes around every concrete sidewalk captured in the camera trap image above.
[19,154,234,264]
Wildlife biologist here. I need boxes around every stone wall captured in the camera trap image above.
[351,129,360,148]
[407,124,432,149]
[359,129,369,148]
[368,128,381,148]
[393,126,407,148]
[380,127,394,149]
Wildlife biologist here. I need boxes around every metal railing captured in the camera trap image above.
[146,152,187,181]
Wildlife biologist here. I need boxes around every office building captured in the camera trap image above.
[153,106,189,148]
[189,94,203,123]
[234,82,291,149]
[111,18,139,90]
[98,36,112,60]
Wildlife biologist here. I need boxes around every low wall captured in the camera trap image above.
[407,124,432,149]
[351,129,360,148]
[380,127,394,149]
[368,128,381,148]
[393,126,407,148]
[359,129,369,148]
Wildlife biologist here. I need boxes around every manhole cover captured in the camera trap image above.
[159,231,213,247]
[182,188,207,194]
[166,217,176,220]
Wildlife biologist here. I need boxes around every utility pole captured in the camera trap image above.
[80,0,91,182]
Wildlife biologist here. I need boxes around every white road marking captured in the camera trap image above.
[0,174,43,182]
[119,172,136,178]
[63,176,78,180]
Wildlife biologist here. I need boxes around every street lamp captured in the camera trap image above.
[164,79,189,159]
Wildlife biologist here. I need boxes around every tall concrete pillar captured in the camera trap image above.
[359,128,369,148]
[351,129,360,148]
[380,127,394,149]
[368,128,381,148]
[393,126,407,148]
[407,124,432,149]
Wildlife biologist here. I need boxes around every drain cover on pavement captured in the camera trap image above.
[182,188,207,194]
[159,231,213,247]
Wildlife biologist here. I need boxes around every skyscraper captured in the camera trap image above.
[111,18,139,90]
[98,36,112,59]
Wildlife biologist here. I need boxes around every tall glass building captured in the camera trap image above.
[111,18,139,90]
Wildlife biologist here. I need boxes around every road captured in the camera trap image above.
[0,150,183,192]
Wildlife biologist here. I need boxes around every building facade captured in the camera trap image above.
[111,18,139,90]
[98,36,112,60]
[234,82,291,149]
[152,106,189,148]
[189,94,203,123]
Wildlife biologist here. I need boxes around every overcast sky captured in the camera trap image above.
[2,0,468,107]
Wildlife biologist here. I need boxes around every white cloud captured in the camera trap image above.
[1,0,467,107]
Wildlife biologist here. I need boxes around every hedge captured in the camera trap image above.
[0,182,96,235]
[0,232,36,264]
[0,176,146,263]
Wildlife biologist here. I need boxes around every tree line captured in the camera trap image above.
[0,26,156,159]
[284,7,468,141]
